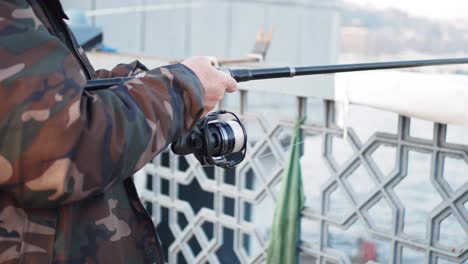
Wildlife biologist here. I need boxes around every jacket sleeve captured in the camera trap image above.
[0,5,204,208]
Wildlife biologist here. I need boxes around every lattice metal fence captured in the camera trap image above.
[134,89,468,264]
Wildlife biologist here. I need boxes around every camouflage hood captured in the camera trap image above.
[0,0,204,263]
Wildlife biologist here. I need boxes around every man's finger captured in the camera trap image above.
[224,76,238,93]
[217,69,238,93]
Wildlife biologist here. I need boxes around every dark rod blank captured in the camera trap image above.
[223,57,468,82]
[85,57,468,90]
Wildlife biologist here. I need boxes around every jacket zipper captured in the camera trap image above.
[63,25,94,80]
[37,1,93,80]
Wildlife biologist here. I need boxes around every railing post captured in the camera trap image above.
[139,0,147,52]
[91,0,96,26]
[297,96,307,156]
[240,90,248,115]
[296,96,307,264]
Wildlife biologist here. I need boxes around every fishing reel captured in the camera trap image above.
[171,110,247,168]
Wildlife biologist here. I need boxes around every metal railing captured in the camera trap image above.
[133,82,468,263]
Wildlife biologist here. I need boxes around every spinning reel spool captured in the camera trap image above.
[171,110,247,168]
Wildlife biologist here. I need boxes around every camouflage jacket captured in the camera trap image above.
[0,0,205,263]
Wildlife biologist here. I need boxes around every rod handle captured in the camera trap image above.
[85,68,250,91]
[219,68,252,83]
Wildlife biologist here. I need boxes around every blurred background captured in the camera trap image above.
[63,0,468,70]
[62,1,468,263]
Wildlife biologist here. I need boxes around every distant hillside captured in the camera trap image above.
[340,1,468,55]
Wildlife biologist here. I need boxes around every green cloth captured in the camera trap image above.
[267,120,306,264]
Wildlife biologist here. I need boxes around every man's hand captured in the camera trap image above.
[182,57,238,115]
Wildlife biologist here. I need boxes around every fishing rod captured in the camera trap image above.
[84,57,468,168]
[85,57,468,90]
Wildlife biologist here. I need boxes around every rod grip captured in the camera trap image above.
[219,68,252,83]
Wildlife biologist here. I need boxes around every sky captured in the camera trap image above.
[346,0,468,21]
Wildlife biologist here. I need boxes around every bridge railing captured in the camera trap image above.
[134,80,468,264]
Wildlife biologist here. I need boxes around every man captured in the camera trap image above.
[0,0,237,263]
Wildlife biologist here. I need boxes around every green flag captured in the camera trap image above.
[267,120,305,264]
